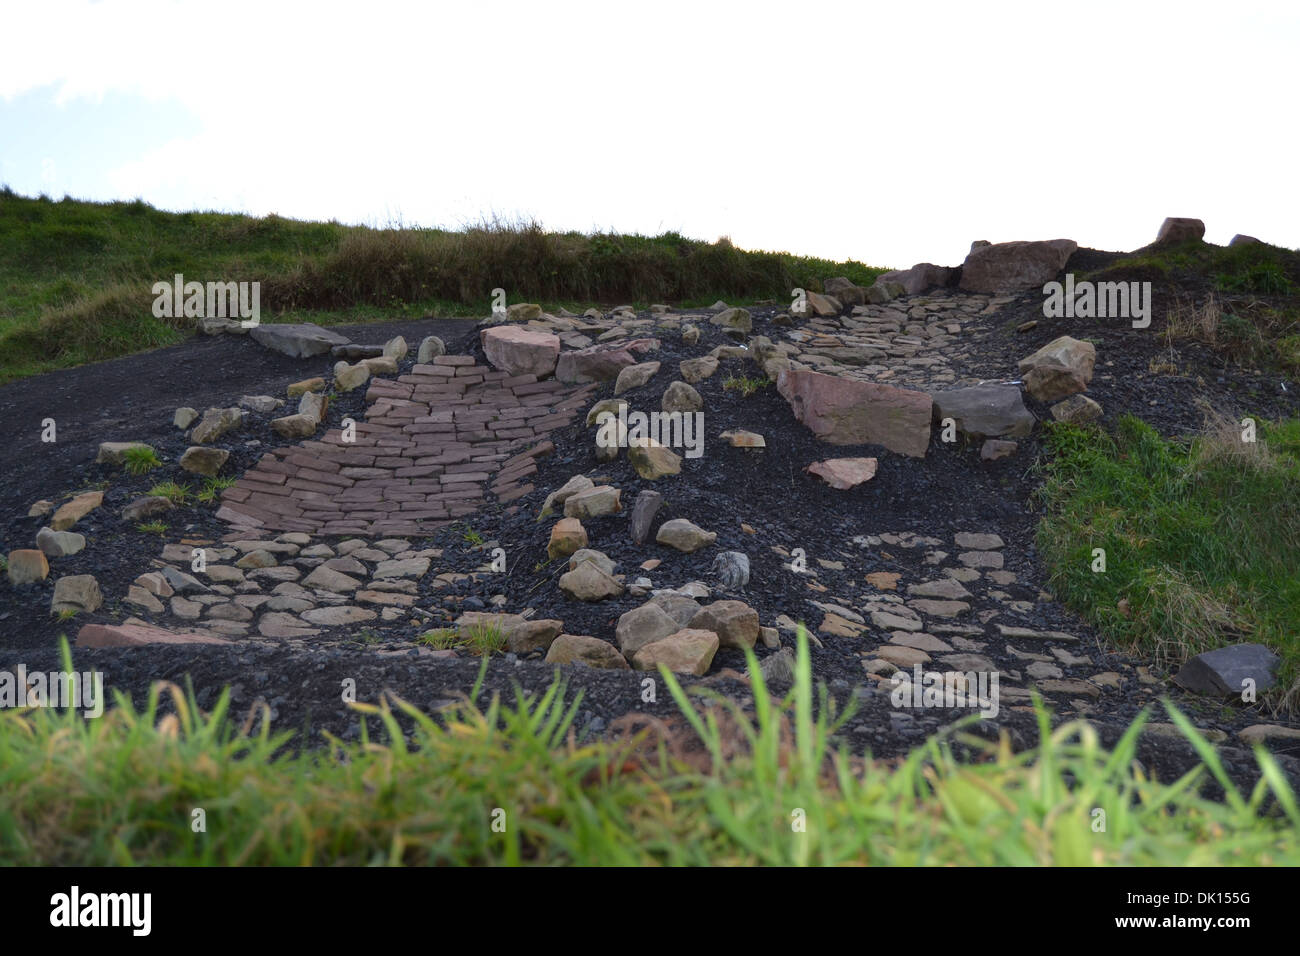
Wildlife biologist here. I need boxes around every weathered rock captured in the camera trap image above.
[959,239,1077,293]
[556,339,660,384]
[650,592,701,627]
[302,565,362,592]
[661,380,703,414]
[980,439,1018,461]
[122,496,174,522]
[679,356,719,384]
[628,441,682,480]
[1155,217,1205,245]
[1228,234,1260,248]
[51,574,102,613]
[239,394,283,414]
[331,344,384,361]
[760,648,796,684]
[719,429,766,448]
[656,518,716,553]
[542,474,595,515]
[689,599,759,649]
[179,446,230,476]
[191,407,243,444]
[558,561,624,601]
[629,490,663,545]
[806,457,878,489]
[287,377,325,398]
[417,336,446,362]
[505,619,564,654]
[383,335,408,360]
[931,385,1035,438]
[877,263,960,295]
[711,551,750,590]
[96,441,154,466]
[235,549,278,569]
[173,407,199,429]
[301,606,378,627]
[616,603,682,659]
[632,628,719,675]
[1018,336,1096,402]
[506,303,543,322]
[250,322,350,358]
[614,360,660,396]
[270,413,320,438]
[564,485,622,520]
[545,633,629,669]
[35,527,85,558]
[257,611,322,638]
[568,548,616,576]
[50,491,102,531]
[777,369,932,457]
[1050,394,1103,423]
[333,361,371,393]
[6,549,49,585]
[481,325,561,377]
[681,325,700,344]
[76,622,232,647]
[710,308,752,333]
[1173,644,1280,696]
[298,391,328,424]
[548,518,588,560]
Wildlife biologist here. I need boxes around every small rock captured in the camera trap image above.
[656,518,716,553]
[558,561,624,602]
[179,446,230,476]
[51,574,102,613]
[6,549,49,585]
[629,489,663,545]
[548,518,588,560]
[173,407,199,429]
[632,628,719,675]
[417,336,446,363]
[95,441,154,466]
[35,527,86,558]
[545,634,629,669]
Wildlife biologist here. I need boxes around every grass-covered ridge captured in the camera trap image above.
[0,635,1296,865]
[0,190,886,384]
[1036,413,1300,710]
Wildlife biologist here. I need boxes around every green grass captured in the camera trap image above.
[196,475,236,503]
[418,623,506,657]
[0,634,1295,865]
[135,520,168,535]
[121,445,162,475]
[721,374,773,397]
[0,190,887,384]
[147,480,190,505]
[1036,413,1300,709]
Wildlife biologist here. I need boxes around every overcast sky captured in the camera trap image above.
[3,0,1296,269]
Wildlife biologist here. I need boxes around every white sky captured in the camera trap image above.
[2,0,1296,268]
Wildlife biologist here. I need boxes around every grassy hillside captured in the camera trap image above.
[0,190,887,384]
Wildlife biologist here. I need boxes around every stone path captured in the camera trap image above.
[785,290,1019,389]
[216,354,595,536]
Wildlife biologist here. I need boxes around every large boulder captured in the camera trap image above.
[710,308,752,333]
[556,339,660,384]
[251,323,350,358]
[480,325,561,377]
[877,263,960,296]
[958,240,1077,293]
[1155,218,1205,246]
[776,368,932,458]
[931,384,1035,438]
[1017,336,1096,402]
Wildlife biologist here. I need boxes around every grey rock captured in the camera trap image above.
[251,323,351,358]
[629,490,663,545]
[711,551,750,590]
[931,384,1035,439]
[1173,644,1280,696]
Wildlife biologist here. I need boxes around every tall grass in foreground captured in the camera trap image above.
[1036,413,1300,711]
[0,634,1295,865]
